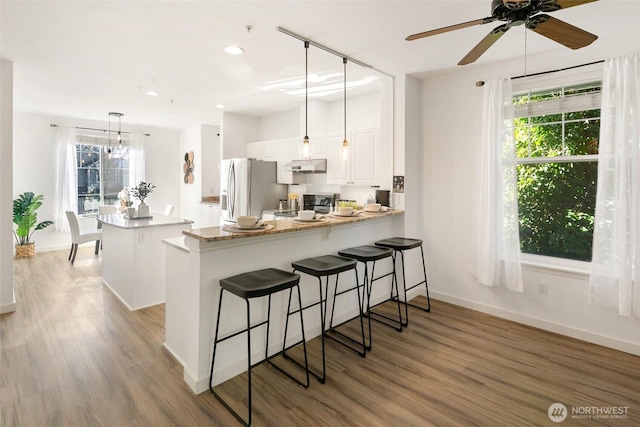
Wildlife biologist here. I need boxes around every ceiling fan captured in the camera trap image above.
[406,0,598,65]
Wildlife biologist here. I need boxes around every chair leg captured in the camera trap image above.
[68,244,74,260]
[70,244,78,265]
[94,240,100,255]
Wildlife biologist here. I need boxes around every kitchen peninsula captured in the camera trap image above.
[98,213,194,311]
[163,209,404,394]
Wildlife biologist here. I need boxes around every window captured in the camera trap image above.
[76,143,129,214]
[514,82,601,262]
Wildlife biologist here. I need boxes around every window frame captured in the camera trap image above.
[511,65,604,273]
[75,132,130,214]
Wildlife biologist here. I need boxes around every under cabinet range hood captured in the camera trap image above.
[281,159,327,172]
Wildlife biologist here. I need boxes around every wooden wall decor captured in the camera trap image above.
[183,151,194,184]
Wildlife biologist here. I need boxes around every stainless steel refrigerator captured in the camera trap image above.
[220,158,288,224]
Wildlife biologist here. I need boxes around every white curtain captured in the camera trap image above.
[589,52,640,317]
[53,127,78,232]
[128,132,146,188]
[472,78,523,292]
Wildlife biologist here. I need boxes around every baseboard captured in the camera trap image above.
[431,291,640,357]
[0,301,16,314]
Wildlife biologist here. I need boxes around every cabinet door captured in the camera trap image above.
[261,140,276,161]
[326,132,350,184]
[246,142,261,159]
[275,138,294,184]
[351,129,378,185]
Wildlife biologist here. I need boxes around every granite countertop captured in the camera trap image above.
[201,196,220,205]
[98,213,194,230]
[183,209,403,243]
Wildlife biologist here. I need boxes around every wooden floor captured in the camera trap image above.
[2,247,639,426]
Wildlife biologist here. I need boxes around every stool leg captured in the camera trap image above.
[365,258,403,333]
[398,251,409,326]
[210,289,253,426]
[325,268,367,357]
[398,246,431,316]
[246,298,253,427]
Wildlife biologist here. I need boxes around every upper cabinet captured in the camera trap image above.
[327,128,385,186]
[245,139,275,161]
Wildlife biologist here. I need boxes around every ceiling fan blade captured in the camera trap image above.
[406,17,497,41]
[458,24,511,66]
[526,14,597,49]
[553,0,599,10]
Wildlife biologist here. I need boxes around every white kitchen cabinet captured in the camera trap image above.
[245,140,276,161]
[327,128,381,186]
[275,138,294,184]
[199,203,220,228]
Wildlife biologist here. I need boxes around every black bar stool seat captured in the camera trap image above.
[375,237,431,326]
[286,255,363,383]
[337,245,402,351]
[210,268,309,427]
[293,255,357,277]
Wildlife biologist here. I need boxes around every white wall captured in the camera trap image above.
[418,52,640,355]
[12,112,181,251]
[220,112,259,159]
[179,125,203,224]
[258,108,298,140]
[1,59,15,313]
[200,125,220,197]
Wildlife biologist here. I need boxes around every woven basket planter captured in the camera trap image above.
[15,243,36,259]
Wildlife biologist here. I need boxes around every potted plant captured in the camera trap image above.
[13,192,54,258]
[131,181,155,217]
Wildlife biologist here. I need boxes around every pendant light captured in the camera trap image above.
[116,112,123,146]
[107,113,113,159]
[342,57,349,160]
[302,41,310,159]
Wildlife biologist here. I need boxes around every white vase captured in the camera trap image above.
[138,203,150,217]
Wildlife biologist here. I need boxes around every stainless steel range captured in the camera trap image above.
[302,193,340,214]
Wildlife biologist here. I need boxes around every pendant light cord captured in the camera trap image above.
[343,57,347,143]
[304,41,309,140]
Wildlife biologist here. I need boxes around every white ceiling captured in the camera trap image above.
[2,0,639,129]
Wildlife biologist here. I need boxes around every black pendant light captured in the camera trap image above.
[302,41,310,158]
[342,57,349,159]
[107,113,113,159]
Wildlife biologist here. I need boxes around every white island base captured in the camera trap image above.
[164,211,404,394]
[99,213,193,311]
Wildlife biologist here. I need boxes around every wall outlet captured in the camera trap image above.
[538,282,548,295]
[138,232,146,244]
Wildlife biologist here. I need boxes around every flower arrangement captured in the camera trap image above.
[131,181,156,204]
[118,187,132,205]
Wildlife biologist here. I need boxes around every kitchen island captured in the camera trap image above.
[98,213,194,311]
[163,209,405,394]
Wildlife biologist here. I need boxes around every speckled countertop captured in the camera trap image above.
[183,209,403,243]
[98,213,194,229]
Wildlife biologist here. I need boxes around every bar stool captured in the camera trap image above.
[375,237,430,327]
[337,245,402,351]
[284,255,364,383]
[209,268,309,427]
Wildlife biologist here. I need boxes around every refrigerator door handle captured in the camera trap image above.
[228,161,235,218]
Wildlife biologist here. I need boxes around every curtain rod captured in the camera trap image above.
[476,59,605,87]
[49,124,150,137]
[511,59,604,80]
[276,26,393,78]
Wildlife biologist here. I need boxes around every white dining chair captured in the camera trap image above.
[164,204,175,216]
[66,211,102,265]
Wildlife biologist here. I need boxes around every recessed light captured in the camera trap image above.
[224,46,244,55]
[216,104,226,109]
[145,91,159,96]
